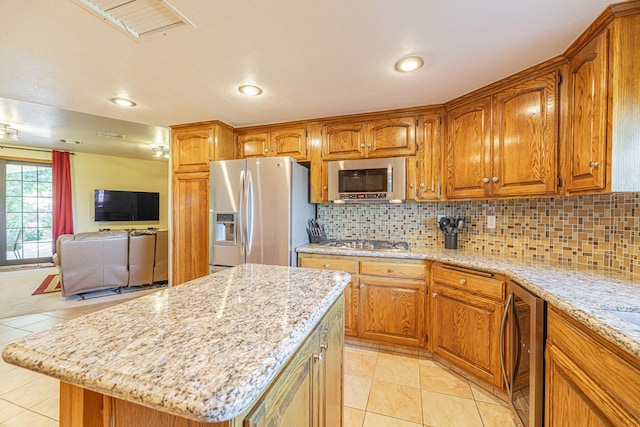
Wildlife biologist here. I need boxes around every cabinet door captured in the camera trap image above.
[432,284,503,387]
[271,127,308,160]
[318,299,344,427]
[343,279,359,337]
[358,277,426,347]
[171,127,212,173]
[445,98,492,199]
[415,113,442,200]
[245,329,318,427]
[492,72,558,197]
[322,121,366,160]
[565,30,610,193]
[238,132,270,158]
[172,172,209,285]
[367,116,417,158]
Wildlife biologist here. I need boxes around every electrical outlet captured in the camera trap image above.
[487,215,496,229]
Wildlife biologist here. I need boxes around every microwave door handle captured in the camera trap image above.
[499,293,513,394]
[387,165,393,192]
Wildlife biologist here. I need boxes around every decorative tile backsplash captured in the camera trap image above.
[317,192,640,274]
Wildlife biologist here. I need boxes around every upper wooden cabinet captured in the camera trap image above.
[445,71,559,199]
[322,116,417,160]
[172,122,234,173]
[236,126,308,161]
[563,11,640,194]
[407,111,442,201]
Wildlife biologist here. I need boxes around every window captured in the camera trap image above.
[1,159,53,265]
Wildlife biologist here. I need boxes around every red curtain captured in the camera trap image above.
[52,150,74,254]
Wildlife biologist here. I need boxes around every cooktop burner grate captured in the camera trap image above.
[316,239,410,252]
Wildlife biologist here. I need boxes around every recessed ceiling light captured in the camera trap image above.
[238,85,263,96]
[110,97,137,107]
[394,56,424,72]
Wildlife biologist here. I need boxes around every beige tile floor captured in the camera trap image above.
[1,304,517,427]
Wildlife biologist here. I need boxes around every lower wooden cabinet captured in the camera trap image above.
[245,295,344,427]
[430,263,506,389]
[545,305,640,426]
[298,253,428,347]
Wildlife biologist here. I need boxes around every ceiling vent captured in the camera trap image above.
[73,0,195,40]
[97,130,126,140]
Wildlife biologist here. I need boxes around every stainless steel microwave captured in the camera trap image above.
[327,157,406,203]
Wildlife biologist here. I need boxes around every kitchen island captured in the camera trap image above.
[2,264,351,426]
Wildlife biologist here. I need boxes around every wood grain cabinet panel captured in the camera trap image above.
[237,127,308,161]
[445,97,492,199]
[367,116,417,158]
[491,72,558,197]
[358,277,426,347]
[545,305,640,426]
[413,112,442,201]
[565,30,610,193]
[322,121,366,160]
[431,263,506,388]
[171,122,233,286]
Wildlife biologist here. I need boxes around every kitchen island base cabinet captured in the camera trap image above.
[545,305,640,426]
[58,296,344,427]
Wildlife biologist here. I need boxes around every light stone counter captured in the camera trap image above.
[2,264,351,423]
[297,244,640,360]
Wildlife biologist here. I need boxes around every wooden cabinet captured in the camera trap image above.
[298,253,428,347]
[445,71,559,199]
[236,126,308,161]
[545,305,640,426]
[563,12,640,194]
[170,122,234,285]
[431,263,506,388]
[245,295,344,427]
[407,111,442,201]
[564,30,609,193]
[322,116,417,160]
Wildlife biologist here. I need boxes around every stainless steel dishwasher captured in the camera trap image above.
[500,281,546,427]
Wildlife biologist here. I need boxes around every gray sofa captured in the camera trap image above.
[54,230,168,296]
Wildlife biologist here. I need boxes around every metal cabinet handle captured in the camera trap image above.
[419,183,425,188]
[483,177,490,183]
[264,148,269,152]
[270,148,275,152]
[360,144,365,148]
[367,144,372,147]
[432,293,437,298]
[387,268,394,273]
[492,176,499,183]
[500,294,514,393]
[323,185,328,190]
[360,284,364,289]
[313,353,323,363]
[409,183,415,188]
[459,278,466,285]
[320,343,328,352]
[324,264,330,268]
[590,161,599,168]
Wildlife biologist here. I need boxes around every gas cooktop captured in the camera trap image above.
[316,239,410,253]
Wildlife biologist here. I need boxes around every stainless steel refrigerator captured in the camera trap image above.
[209,157,315,270]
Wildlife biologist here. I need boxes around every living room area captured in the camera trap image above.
[0,145,170,320]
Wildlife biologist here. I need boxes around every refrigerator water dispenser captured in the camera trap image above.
[215,213,236,245]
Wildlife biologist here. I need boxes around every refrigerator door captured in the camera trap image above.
[210,159,247,267]
[245,157,293,266]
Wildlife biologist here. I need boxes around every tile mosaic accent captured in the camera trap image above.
[317,192,640,274]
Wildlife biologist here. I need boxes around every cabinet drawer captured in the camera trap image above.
[299,257,357,274]
[432,264,504,300]
[360,260,426,279]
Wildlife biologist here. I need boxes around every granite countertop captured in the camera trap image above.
[2,264,351,423]
[297,244,640,360]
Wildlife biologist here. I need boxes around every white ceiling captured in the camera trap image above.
[0,0,613,160]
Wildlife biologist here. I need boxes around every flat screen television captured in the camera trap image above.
[94,189,160,222]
